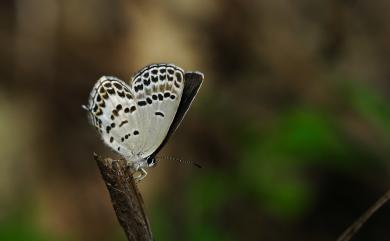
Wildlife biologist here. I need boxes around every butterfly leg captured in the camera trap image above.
[133,168,147,182]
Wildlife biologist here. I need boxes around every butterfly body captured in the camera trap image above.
[84,64,203,179]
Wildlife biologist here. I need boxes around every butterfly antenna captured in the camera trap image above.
[157,156,202,168]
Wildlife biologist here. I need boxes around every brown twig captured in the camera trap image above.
[94,153,153,241]
[336,188,390,241]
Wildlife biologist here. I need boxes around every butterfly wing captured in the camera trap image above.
[151,71,204,156]
[129,64,185,158]
[85,64,202,164]
[85,76,142,158]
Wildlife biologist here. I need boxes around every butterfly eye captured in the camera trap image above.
[147,157,156,167]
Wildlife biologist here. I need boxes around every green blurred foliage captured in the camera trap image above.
[0,210,60,241]
[240,109,343,216]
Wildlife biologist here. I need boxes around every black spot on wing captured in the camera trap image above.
[159,75,166,81]
[138,101,147,106]
[126,93,133,99]
[174,81,180,88]
[134,77,142,84]
[117,91,125,98]
[96,109,103,116]
[119,120,128,127]
[102,93,109,99]
[134,84,143,92]
[107,88,115,95]
[155,111,165,117]
[113,82,123,90]
[144,78,151,86]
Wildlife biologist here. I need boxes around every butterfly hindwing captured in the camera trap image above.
[86,76,143,158]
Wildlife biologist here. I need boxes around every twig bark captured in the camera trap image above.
[94,153,153,241]
[336,188,390,241]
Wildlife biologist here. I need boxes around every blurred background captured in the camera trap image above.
[0,0,389,241]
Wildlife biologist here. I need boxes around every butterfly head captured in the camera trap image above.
[129,155,156,171]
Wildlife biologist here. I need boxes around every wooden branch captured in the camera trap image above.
[94,153,153,241]
[336,188,390,241]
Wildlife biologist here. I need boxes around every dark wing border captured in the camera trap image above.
[151,71,204,157]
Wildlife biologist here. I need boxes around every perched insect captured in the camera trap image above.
[83,64,203,180]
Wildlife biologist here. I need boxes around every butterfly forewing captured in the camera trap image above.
[130,64,185,157]
[151,71,204,156]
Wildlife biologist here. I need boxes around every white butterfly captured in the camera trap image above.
[83,64,203,180]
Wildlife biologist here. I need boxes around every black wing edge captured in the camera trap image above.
[151,71,204,156]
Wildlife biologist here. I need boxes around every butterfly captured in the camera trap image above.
[83,63,203,180]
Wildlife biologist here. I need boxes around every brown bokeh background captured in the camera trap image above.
[0,1,389,241]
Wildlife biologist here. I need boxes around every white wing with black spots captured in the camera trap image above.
[85,76,140,159]
[84,64,189,166]
[130,64,185,157]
